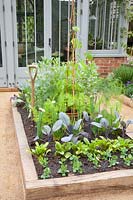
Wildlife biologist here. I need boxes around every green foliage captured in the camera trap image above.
[55,141,73,157]
[113,65,133,98]
[123,154,133,166]
[30,142,50,157]
[70,155,83,173]
[125,83,133,98]
[87,153,100,168]
[113,65,133,84]
[30,142,51,179]
[119,147,133,166]
[58,160,69,176]
[19,53,124,136]
[41,167,51,179]
[41,108,133,143]
[19,85,31,112]
[97,74,124,98]
[38,156,48,167]
[109,155,119,167]
[18,23,133,178]
[54,136,133,176]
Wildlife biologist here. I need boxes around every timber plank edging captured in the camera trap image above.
[118,95,133,108]
[12,105,38,182]
[12,103,133,200]
[0,87,18,92]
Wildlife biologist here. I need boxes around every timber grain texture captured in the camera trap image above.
[118,95,133,108]
[12,104,133,200]
[0,87,18,92]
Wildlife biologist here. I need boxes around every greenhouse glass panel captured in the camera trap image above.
[52,0,77,62]
[16,0,44,67]
[88,0,120,50]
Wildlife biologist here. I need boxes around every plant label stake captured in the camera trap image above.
[29,64,38,109]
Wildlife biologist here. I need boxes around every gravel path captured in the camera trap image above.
[0,92,24,200]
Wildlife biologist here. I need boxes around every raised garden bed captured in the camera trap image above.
[12,104,133,200]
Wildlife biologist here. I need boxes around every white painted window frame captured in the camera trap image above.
[79,0,128,58]
[12,0,51,87]
[1,0,15,87]
[44,0,52,59]
[0,0,7,87]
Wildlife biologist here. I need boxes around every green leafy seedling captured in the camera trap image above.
[38,156,48,167]
[41,167,51,179]
[123,154,133,166]
[30,142,51,157]
[70,155,83,173]
[58,161,69,176]
[109,155,119,167]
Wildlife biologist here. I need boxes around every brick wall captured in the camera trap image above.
[94,57,127,76]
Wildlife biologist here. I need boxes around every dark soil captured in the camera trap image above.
[17,105,133,179]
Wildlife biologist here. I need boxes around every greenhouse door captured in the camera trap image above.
[14,0,51,87]
[51,0,81,62]
[14,0,82,86]
[0,2,7,87]
[0,1,12,87]
[0,0,82,87]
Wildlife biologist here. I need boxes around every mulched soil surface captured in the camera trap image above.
[17,105,133,179]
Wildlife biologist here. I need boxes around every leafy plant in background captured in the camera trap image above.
[113,65,133,98]
[113,65,133,84]
[125,83,133,98]
[18,49,124,125]
[33,99,59,128]
[82,110,119,139]
[90,112,119,138]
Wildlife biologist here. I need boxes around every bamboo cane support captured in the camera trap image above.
[71,0,76,118]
